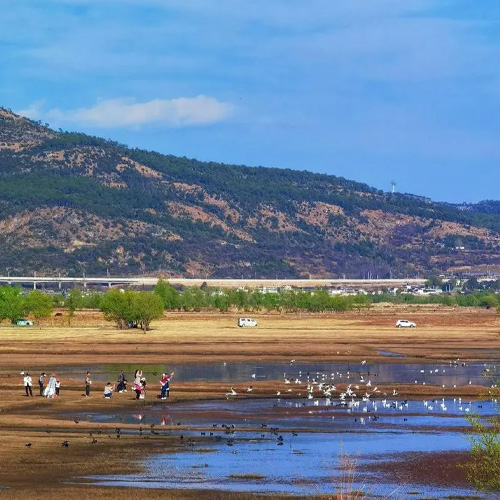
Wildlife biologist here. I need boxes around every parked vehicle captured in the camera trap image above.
[13,319,34,327]
[396,319,416,328]
[238,317,258,328]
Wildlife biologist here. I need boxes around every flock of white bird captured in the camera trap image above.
[224,358,498,421]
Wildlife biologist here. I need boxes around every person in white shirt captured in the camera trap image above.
[104,382,115,399]
[24,373,33,397]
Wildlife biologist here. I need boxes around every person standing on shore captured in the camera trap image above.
[44,373,57,398]
[133,370,142,400]
[140,377,147,400]
[24,372,33,397]
[117,370,127,393]
[85,372,92,397]
[38,373,46,397]
[160,372,174,400]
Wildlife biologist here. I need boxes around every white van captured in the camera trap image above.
[238,317,258,328]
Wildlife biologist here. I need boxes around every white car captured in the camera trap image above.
[238,317,258,328]
[14,319,34,326]
[396,319,416,328]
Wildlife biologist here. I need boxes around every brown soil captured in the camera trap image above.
[366,451,472,489]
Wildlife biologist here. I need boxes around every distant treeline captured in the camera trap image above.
[372,291,499,309]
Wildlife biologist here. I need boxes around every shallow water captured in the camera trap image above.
[58,360,496,387]
[61,357,497,498]
[91,432,471,495]
[81,396,498,498]
[76,397,498,430]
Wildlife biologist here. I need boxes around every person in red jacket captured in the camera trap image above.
[160,372,174,400]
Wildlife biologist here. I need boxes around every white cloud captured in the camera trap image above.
[16,100,46,120]
[20,96,235,128]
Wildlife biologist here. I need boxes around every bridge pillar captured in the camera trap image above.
[33,281,37,290]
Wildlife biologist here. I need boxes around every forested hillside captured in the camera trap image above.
[1,107,499,278]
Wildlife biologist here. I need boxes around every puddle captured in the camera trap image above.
[377,349,406,358]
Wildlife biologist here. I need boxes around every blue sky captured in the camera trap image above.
[1,0,499,203]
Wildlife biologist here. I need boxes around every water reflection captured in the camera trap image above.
[74,397,497,430]
[82,395,497,497]
[58,360,496,387]
[89,427,481,497]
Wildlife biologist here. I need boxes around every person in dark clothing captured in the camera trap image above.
[85,372,91,397]
[117,370,127,392]
[38,373,46,397]
[134,384,141,400]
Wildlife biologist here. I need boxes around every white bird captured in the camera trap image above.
[251,374,256,379]
[226,387,237,397]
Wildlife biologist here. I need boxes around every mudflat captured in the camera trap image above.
[0,305,497,499]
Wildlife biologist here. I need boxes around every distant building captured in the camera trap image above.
[257,286,279,294]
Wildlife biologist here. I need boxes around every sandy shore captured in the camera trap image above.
[0,305,497,499]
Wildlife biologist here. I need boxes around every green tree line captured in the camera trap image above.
[371,291,499,309]
[0,282,498,330]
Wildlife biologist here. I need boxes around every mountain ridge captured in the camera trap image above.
[1,106,499,278]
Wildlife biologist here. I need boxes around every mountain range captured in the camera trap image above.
[0,106,499,278]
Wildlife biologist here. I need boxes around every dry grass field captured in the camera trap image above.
[0,304,498,367]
